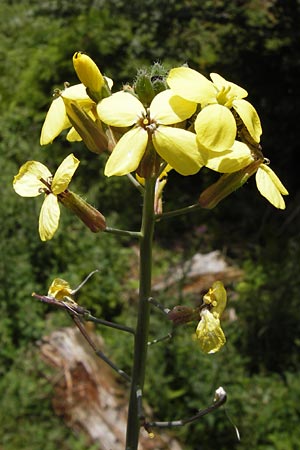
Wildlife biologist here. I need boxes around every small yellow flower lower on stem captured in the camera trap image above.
[196,281,227,354]
[13,154,79,241]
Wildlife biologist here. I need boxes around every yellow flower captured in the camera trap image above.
[40,84,94,145]
[13,154,79,241]
[256,163,288,209]
[196,309,226,354]
[195,281,227,354]
[97,89,203,176]
[40,79,113,146]
[48,278,74,302]
[167,67,262,152]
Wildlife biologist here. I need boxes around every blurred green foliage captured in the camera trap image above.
[1,0,300,448]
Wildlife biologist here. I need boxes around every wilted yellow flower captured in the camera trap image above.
[167,67,262,153]
[196,309,226,354]
[13,154,79,241]
[195,281,227,354]
[48,278,74,302]
[97,89,202,176]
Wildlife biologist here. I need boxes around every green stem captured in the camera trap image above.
[125,177,156,450]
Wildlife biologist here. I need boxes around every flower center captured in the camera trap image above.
[39,176,53,195]
[216,86,234,108]
[138,110,158,134]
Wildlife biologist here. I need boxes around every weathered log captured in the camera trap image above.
[39,327,183,450]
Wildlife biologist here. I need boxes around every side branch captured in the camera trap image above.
[144,387,227,429]
[155,203,201,221]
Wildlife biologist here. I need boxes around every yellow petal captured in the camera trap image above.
[203,281,227,317]
[97,91,145,127]
[233,99,262,143]
[195,104,236,152]
[62,83,92,102]
[167,67,217,105]
[13,161,52,197]
[104,76,114,90]
[152,126,203,175]
[210,73,248,99]
[199,140,254,173]
[104,127,148,176]
[196,309,226,354]
[150,89,196,125]
[66,127,82,142]
[40,96,71,145]
[48,278,73,300]
[256,164,288,209]
[39,193,60,241]
[52,154,80,195]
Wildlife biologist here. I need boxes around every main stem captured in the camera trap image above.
[125,177,156,450]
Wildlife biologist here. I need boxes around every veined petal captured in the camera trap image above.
[256,164,288,209]
[233,99,262,143]
[167,67,217,105]
[39,193,60,241]
[13,161,52,197]
[153,126,202,176]
[104,127,148,176]
[97,91,145,127]
[52,154,80,194]
[199,140,254,173]
[195,104,236,152]
[210,73,248,99]
[40,96,71,145]
[150,89,197,125]
[196,309,226,354]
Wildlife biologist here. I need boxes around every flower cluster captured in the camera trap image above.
[13,53,288,242]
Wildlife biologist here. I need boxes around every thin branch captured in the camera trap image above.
[32,292,132,382]
[72,315,131,382]
[148,297,171,316]
[84,313,135,335]
[144,387,227,429]
[105,227,141,238]
[71,269,99,294]
[155,203,202,221]
[147,332,173,346]
[126,173,145,193]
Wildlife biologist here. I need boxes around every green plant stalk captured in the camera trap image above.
[125,177,156,450]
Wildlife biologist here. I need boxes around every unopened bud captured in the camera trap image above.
[199,159,262,209]
[73,52,105,98]
[63,97,108,154]
[59,190,106,233]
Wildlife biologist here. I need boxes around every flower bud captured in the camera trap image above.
[199,159,262,209]
[59,190,106,233]
[73,52,105,95]
[63,97,108,154]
